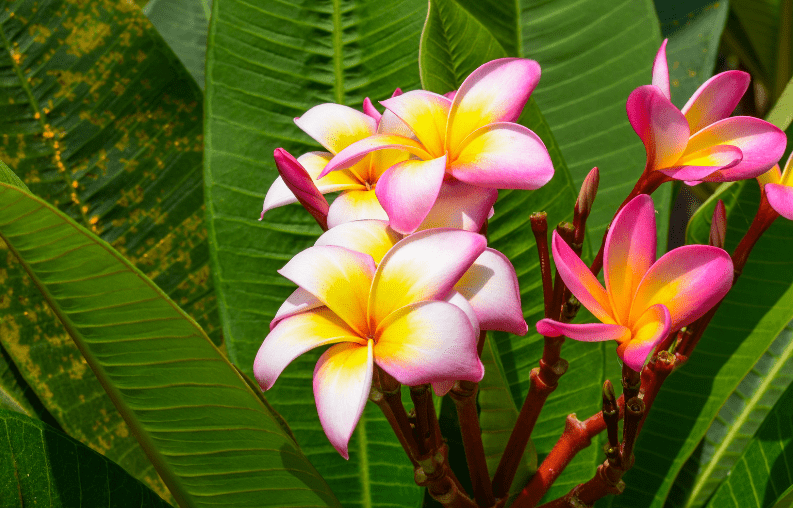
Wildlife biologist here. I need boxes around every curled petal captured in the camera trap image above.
[295,104,376,154]
[375,301,483,386]
[626,85,690,172]
[445,290,481,337]
[376,156,447,234]
[327,189,389,228]
[684,117,787,181]
[254,308,362,390]
[368,229,486,326]
[314,341,373,459]
[536,319,629,343]
[381,91,452,157]
[320,134,432,178]
[630,244,733,331]
[278,245,376,335]
[618,304,670,372]
[417,180,498,232]
[299,151,366,192]
[551,232,614,324]
[659,144,742,182]
[270,287,323,330]
[604,194,657,325]
[681,70,750,134]
[315,220,400,264]
[455,248,527,335]
[782,153,793,186]
[449,122,554,189]
[447,58,541,151]
[652,39,671,100]
[765,183,793,220]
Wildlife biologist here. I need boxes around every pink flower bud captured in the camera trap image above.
[271,148,329,230]
[709,200,726,249]
[576,167,600,218]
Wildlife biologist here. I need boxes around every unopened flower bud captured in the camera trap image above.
[269,148,329,230]
[576,167,600,218]
[391,87,403,98]
[362,97,381,123]
[709,200,726,249]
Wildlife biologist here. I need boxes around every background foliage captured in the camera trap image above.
[0,0,791,507]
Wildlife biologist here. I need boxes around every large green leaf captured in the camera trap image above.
[611,179,793,507]
[654,0,730,107]
[705,379,793,508]
[204,0,428,506]
[728,0,792,100]
[0,182,341,508]
[144,0,211,89]
[0,0,220,497]
[0,409,172,508]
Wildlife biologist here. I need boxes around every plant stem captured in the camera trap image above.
[531,213,554,319]
[450,380,495,507]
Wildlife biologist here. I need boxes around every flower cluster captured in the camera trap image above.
[254,41,787,460]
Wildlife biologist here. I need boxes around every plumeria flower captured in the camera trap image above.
[254,228,489,459]
[628,39,786,184]
[758,151,793,220]
[260,97,497,231]
[318,58,555,234]
[537,194,733,371]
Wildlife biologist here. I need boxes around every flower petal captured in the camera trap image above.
[449,122,554,189]
[536,319,629,343]
[315,219,401,264]
[320,134,433,178]
[681,70,750,134]
[758,165,783,186]
[626,85,690,172]
[432,380,455,397]
[380,91,452,157]
[295,103,376,155]
[254,307,363,390]
[298,151,366,191]
[652,39,671,100]
[270,287,324,331]
[604,194,657,325]
[454,248,527,335]
[659,144,743,182]
[416,180,498,232]
[368,229,487,326]
[618,304,670,372]
[363,97,381,123]
[327,189,389,228]
[447,58,541,152]
[765,183,793,220]
[684,116,787,181]
[314,341,373,459]
[630,244,733,331]
[782,152,793,186]
[278,245,376,335]
[374,301,483,386]
[551,231,614,324]
[376,156,447,234]
[445,290,481,337]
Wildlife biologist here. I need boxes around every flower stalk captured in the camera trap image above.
[450,380,495,507]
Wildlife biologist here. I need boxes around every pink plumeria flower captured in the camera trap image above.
[758,152,793,220]
[537,194,733,371]
[254,228,487,459]
[318,59,554,234]
[628,39,786,184]
[261,99,497,231]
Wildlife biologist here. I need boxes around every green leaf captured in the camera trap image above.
[0,159,27,192]
[0,409,172,508]
[774,485,793,508]
[144,0,211,89]
[0,182,341,508]
[671,319,793,507]
[728,0,793,100]
[204,0,428,505]
[0,0,220,497]
[705,379,793,508]
[654,0,730,107]
[613,180,793,507]
[479,335,536,497]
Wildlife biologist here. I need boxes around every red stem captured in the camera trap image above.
[450,380,495,507]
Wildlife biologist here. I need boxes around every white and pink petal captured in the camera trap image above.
[376,156,447,234]
[326,189,389,228]
[295,104,376,155]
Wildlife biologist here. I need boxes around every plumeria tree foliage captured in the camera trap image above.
[1,1,793,508]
